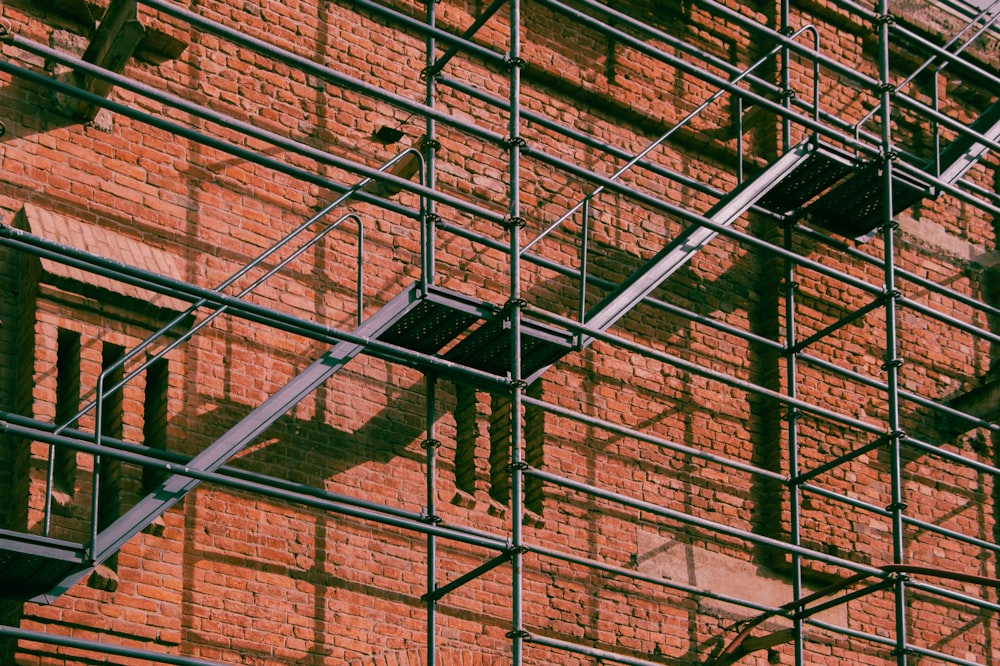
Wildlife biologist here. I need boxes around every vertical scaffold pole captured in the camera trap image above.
[423,0,439,659]
[506,0,526,662]
[877,2,909,664]
[424,375,439,665]
[780,0,792,150]
[422,0,438,292]
[784,221,805,666]
[779,3,804,664]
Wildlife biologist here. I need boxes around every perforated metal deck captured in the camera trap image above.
[377,286,489,357]
[757,144,856,214]
[443,314,576,381]
[0,531,88,602]
[806,161,927,238]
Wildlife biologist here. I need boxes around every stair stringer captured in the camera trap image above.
[807,98,1000,238]
[33,285,426,603]
[935,97,1000,188]
[580,141,817,339]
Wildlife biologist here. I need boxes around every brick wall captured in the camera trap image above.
[0,0,997,664]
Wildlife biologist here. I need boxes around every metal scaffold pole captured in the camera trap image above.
[507,0,526,661]
[422,0,438,293]
[784,190,805,666]
[778,2,806,663]
[878,2,909,664]
[424,374,439,665]
[423,3,439,657]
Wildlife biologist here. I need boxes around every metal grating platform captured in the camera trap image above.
[757,145,856,214]
[444,314,576,381]
[806,162,927,238]
[377,287,487,356]
[0,531,88,602]
[801,99,1000,238]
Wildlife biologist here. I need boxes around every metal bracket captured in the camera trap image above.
[503,135,528,149]
[781,408,802,422]
[500,214,526,229]
[873,13,895,30]
[506,460,530,472]
[504,55,527,70]
[421,550,515,602]
[881,357,904,371]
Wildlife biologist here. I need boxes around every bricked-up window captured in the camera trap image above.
[454,384,478,497]
[524,383,545,515]
[98,343,125,571]
[142,357,169,494]
[488,386,545,514]
[53,329,81,500]
[488,394,512,506]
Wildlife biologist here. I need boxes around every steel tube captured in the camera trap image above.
[345,0,506,66]
[794,224,1000,332]
[521,395,786,482]
[0,625,226,666]
[424,0,508,77]
[526,306,887,437]
[423,1,439,661]
[0,225,510,389]
[528,633,664,666]
[508,0,526,661]
[784,196,806,665]
[798,352,1000,434]
[0,420,509,551]
[436,219,785,351]
[525,464,879,575]
[1,411,502,544]
[1,35,505,224]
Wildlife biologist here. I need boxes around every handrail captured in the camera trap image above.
[853,1,1000,144]
[41,147,424,538]
[82,209,368,548]
[79,211,366,544]
[521,23,822,257]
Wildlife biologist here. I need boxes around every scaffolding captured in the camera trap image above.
[0,0,999,663]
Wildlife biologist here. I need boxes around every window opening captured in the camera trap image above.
[53,328,81,502]
[98,342,125,571]
[141,357,169,495]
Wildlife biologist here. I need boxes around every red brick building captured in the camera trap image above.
[0,0,998,663]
